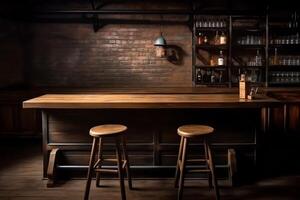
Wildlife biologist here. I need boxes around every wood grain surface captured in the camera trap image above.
[23,94,279,109]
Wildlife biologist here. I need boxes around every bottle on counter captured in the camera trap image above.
[239,74,249,99]
[217,50,225,66]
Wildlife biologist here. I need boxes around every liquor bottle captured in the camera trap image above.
[211,72,216,83]
[219,71,223,83]
[250,70,258,83]
[214,31,220,45]
[217,50,224,66]
[197,32,204,45]
[203,35,209,44]
[273,48,278,65]
[210,55,216,66]
[255,50,262,66]
[239,74,249,99]
[196,70,202,82]
[220,32,227,45]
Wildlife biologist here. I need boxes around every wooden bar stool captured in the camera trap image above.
[174,125,220,200]
[84,124,132,200]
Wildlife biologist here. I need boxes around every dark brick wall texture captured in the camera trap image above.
[24,23,192,88]
[0,1,193,88]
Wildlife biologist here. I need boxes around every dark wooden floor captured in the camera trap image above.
[1,138,300,200]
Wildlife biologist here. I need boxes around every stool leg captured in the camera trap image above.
[178,137,188,200]
[96,137,103,187]
[175,136,184,188]
[84,137,98,200]
[206,139,220,200]
[204,139,212,189]
[122,135,133,190]
[116,136,126,200]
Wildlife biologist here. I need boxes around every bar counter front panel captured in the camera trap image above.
[23,94,279,186]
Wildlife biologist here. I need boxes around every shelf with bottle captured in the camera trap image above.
[269,56,300,67]
[195,68,228,85]
[231,68,264,85]
[269,32,300,46]
[232,49,265,67]
[234,34,265,45]
[196,30,228,48]
[195,16,228,29]
[269,47,300,67]
[195,50,227,67]
[269,71,300,85]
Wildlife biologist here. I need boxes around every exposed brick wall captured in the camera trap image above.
[24,23,192,88]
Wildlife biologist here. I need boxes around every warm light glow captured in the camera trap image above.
[155,46,167,58]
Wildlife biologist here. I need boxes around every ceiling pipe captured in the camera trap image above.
[35,10,193,15]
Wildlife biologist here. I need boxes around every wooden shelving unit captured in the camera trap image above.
[192,15,230,87]
[192,11,300,87]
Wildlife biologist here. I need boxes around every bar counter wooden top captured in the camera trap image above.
[23,93,279,109]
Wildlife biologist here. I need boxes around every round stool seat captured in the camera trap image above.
[90,124,127,137]
[177,124,214,137]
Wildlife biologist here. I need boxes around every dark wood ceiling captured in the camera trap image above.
[0,0,298,21]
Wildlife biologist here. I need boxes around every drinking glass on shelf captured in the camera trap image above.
[296,56,300,65]
[280,71,285,82]
[274,72,280,82]
[203,20,207,28]
[295,72,300,82]
[281,36,285,44]
[257,37,262,45]
[211,20,216,28]
[291,57,296,66]
[287,56,292,66]
[208,19,212,27]
[246,35,250,45]
[291,72,296,82]
[282,57,287,66]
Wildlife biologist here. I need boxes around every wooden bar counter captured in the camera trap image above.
[23,93,279,187]
[23,93,278,109]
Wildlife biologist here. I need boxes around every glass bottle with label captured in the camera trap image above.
[255,50,262,66]
[198,32,204,45]
[220,32,227,45]
[219,71,223,83]
[218,50,224,66]
[203,35,209,44]
[273,48,278,65]
[197,70,202,82]
[214,31,220,45]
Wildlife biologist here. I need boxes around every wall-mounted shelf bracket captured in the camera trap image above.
[89,0,106,32]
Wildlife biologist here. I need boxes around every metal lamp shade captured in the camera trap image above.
[154,35,167,46]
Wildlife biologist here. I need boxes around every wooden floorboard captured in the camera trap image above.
[0,139,300,200]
